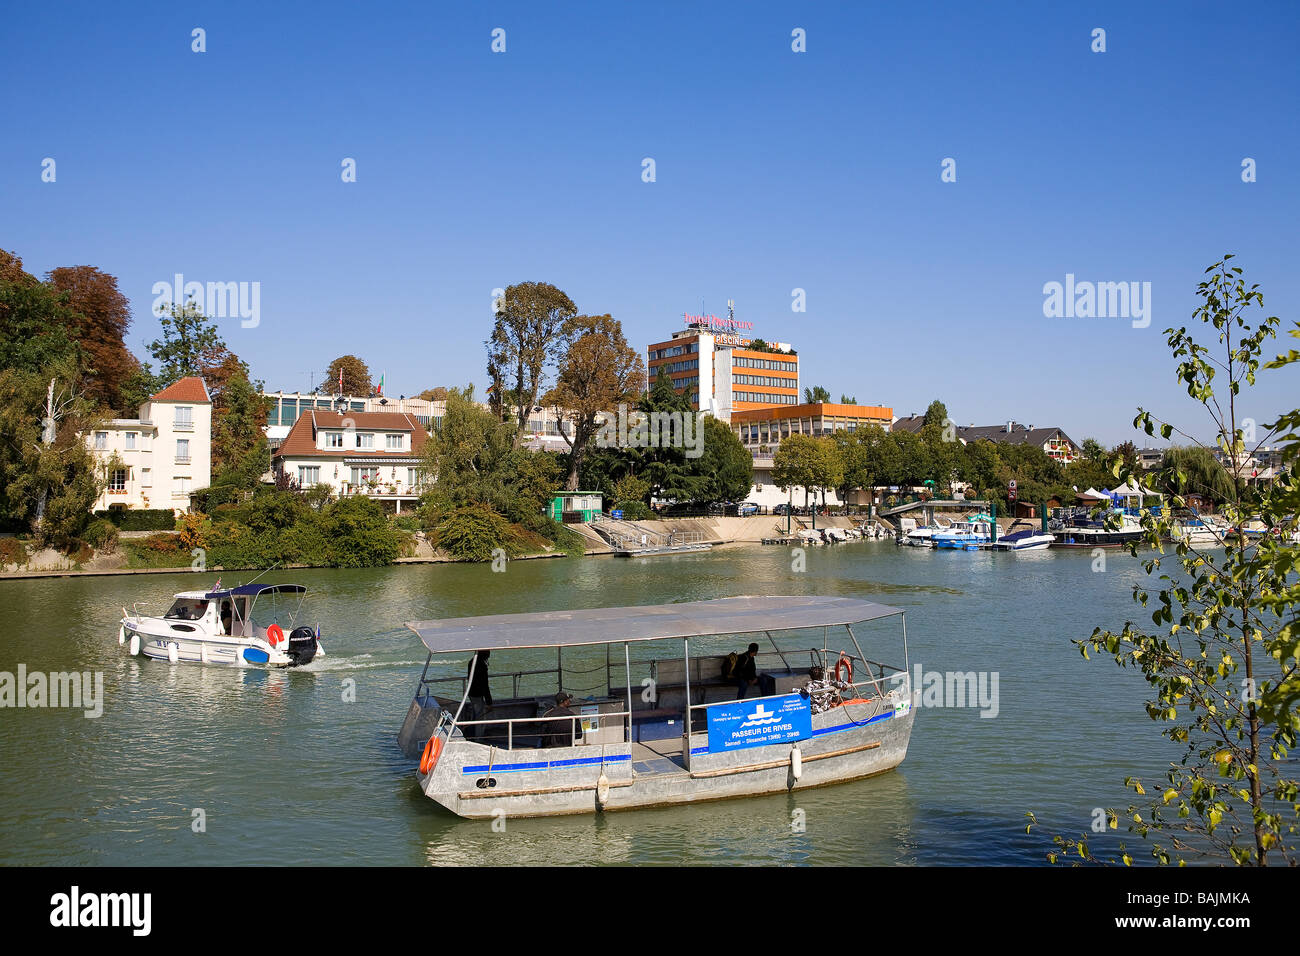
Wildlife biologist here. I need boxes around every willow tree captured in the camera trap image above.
[544,313,645,491]
[1030,256,1299,865]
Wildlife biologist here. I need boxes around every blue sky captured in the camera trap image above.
[3,1,1297,446]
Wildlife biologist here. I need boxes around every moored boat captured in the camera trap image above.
[932,516,995,551]
[397,595,914,819]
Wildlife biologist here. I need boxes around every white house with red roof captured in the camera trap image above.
[271,409,430,512]
[88,376,213,515]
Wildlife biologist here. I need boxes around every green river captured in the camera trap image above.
[0,541,1177,865]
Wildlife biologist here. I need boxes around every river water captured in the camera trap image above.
[0,541,1180,866]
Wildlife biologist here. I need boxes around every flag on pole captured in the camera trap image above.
[377,373,384,397]
[338,366,343,395]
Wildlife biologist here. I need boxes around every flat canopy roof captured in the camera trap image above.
[406,595,903,654]
[203,584,306,599]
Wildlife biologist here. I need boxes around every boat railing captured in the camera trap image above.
[452,709,634,750]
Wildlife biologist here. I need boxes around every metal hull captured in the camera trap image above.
[406,696,914,819]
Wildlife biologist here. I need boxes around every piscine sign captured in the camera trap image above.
[706,694,811,752]
[684,312,754,332]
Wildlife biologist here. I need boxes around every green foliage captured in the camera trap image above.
[922,399,949,428]
[82,518,119,554]
[323,495,405,568]
[94,509,178,531]
[429,503,519,562]
[0,280,81,375]
[696,417,753,503]
[148,300,224,385]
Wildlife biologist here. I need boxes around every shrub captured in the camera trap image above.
[613,500,653,521]
[0,537,29,568]
[140,532,181,553]
[324,495,404,567]
[177,512,212,552]
[83,519,119,554]
[94,509,177,531]
[430,504,518,562]
[69,541,94,565]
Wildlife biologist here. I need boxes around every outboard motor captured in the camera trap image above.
[287,626,319,666]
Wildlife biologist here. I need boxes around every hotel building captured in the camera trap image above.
[646,311,799,421]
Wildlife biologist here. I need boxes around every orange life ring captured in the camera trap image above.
[834,656,854,684]
[267,624,285,648]
[419,735,443,775]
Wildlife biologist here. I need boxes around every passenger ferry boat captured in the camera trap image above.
[118,583,323,667]
[396,595,914,818]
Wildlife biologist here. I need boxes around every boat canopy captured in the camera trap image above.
[406,595,903,653]
[203,584,307,600]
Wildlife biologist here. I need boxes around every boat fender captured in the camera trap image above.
[790,744,803,780]
[128,634,140,656]
[167,642,179,664]
[266,624,285,649]
[596,772,610,809]
[419,735,443,775]
[834,656,853,684]
[118,625,126,646]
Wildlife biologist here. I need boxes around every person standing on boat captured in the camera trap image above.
[465,650,493,740]
[540,692,583,748]
[800,665,850,715]
[734,643,776,699]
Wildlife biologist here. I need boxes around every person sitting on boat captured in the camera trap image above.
[465,650,493,741]
[540,692,583,748]
[799,665,850,715]
[734,643,776,700]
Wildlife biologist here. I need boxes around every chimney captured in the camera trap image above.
[1005,421,1013,433]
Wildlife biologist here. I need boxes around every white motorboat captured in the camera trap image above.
[899,517,952,547]
[990,528,1055,551]
[932,517,995,551]
[118,583,323,667]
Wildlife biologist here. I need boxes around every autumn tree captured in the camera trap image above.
[544,314,645,490]
[486,281,577,443]
[416,387,449,402]
[47,265,138,412]
[324,354,372,396]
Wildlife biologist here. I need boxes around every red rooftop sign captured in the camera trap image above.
[684,312,753,331]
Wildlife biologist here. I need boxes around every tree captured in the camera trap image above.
[209,356,271,487]
[696,417,754,503]
[0,359,103,547]
[420,386,515,513]
[1156,445,1234,504]
[773,434,820,510]
[149,300,226,386]
[544,314,645,491]
[0,277,81,376]
[840,395,858,404]
[630,368,703,504]
[803,385,830,404]
[324,355,372,396]
[486,281,577,443]
[0,248,38,286]
[47,265,138,412]
[416,387,449,402]
[922,399,949,428]
[1033,256,1300,865]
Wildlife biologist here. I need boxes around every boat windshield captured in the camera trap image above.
[164,598,209,621]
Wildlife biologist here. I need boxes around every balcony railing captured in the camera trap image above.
[175,455,191,464]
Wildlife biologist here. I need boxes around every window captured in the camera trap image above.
[356,433,374,449]
[386,433,404,450]
[297,466,320,486]
[407,468,424,488]
[108,469,127,492]
[94,432,108,450]
[172,476,192,497]
[141,468,152,487]
[174,407,193,430]
[124,432,137,450]
[325,432,344,448]
[176,439,190,462]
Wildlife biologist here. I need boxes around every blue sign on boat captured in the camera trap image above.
[706,694,811,753]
